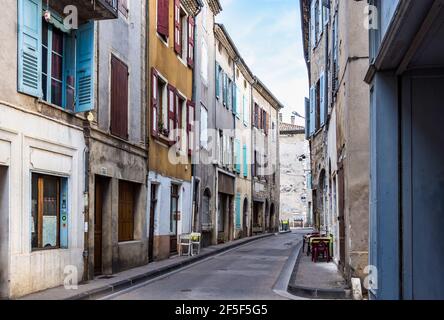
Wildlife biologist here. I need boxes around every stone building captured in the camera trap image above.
[279,120,310,227]
[300,0,369,283]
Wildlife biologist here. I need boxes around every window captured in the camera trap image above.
[170,184,180,234]
[227,78,233,111]
[202,189,211,226]
[234,139,241,174]
[118,181,136,242]
[158,77,168,137]
[180,9,187,60]
[215,63,222,99]
[31,173,68,250]
[110,55,129,139]
[157,0,169,41]
[200,105,208,149]
[229,137,234,170]
[17,1,94,112]
[174,0,195,67]
[315,80,321,130]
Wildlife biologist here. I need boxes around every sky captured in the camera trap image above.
[217,0,308,126]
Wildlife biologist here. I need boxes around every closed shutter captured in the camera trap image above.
[235,194,241,229]
[215,63,220,98]
[151,68,159,137]
[18,0,42,98]
[265,112,269,135]
[110,55,129,139]
[118,181,135,242]
[174,0,181,54]
[310,0,316,50]
[305,97,310,139]
[318,0,323,38]
[187,100,195,155]
[243,144,248,177]
[76,22,95,113]
[157,0,169,37]
[254,103,259,128]
[60,178,69,248]
[309,86,316,136]
[223,73,228,106]
[187,16,195,67]
[320,71,326,126]
[167,85,176,144]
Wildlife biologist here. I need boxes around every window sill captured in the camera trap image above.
[31,247,66,252]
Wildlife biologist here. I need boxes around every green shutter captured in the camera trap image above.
[235,193,241,229]
[17,0,42,98]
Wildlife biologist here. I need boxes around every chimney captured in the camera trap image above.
[279,113,283,123]
[291,116,296,125]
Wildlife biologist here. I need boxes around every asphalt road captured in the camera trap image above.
[105,231,303,300]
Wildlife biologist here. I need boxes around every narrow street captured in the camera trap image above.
[105,232,302,300]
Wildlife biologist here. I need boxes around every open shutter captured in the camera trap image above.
[324,3,330,26]
[232,84,237,115]
[174,0,181,54]
[223,73,228,106]
[265,112,269,135]
[215,63,220,98]
[17,0,42,98]
[187,16,195,67]
[110,56,129,139]
[187,100,195,155]
[320,71,326,126]
[310,0,316,50]
[309,86,316,136]
[305,97,311,139]
[167,85,176,144]
[243,144,248,177]
[235,194,241,229]
[151,68,159,137]
[235,139,241,173]
[318,0,323,38]
[157,0,169,38]
[76,22,95,113]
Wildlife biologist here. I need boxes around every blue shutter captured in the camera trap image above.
[235,193,241,229]
[309,86,316,136]
[320,71,326,126]
[233,84,237,115]
[215,63,220,98]
[310,0,316,49]
[243,144,248,177]
[318,0,323,38]
[17,0,42,98]
[76,22,94,113]
[305,97,310,139]
[60,178,69,248]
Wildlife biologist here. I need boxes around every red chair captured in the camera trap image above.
[312,241,330,263]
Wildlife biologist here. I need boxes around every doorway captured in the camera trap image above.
[148,184,158,262]
[243,198,248,238]
[337,165,345,273]
[94,176,109,275]
[270,203,275,232]
[170,184,180,255]
[0,166,9,298]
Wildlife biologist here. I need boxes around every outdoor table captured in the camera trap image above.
[303,233,320,255]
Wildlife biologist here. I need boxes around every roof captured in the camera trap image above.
[207,0,223,15]
[279,122,305,134]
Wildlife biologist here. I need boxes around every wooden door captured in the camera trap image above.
[94,178,103,275]
[170,185,179,255]
[149,185,157,262]
[118,181,135,242]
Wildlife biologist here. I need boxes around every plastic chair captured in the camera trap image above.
[179,234,192,256]
[312,241,330,263]
[190,233,201,256]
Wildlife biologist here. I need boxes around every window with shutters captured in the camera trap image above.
[31,173,68,250]
[118,180,135,242]
[157,0,169,42]
[110,55,129,139]
[315,80,321,130]
[17,1,95,113]
[215,63,222,99]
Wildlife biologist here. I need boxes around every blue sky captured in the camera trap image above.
[217,0,308,126]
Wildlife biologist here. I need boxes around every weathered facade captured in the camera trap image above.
[300,0,369,283]
[147,0,200,260]
[192,0,222,248]
[0,0,118,298]
[251,79,282,234]
[86,0,148,278]
[366,0,444,300]
[279,121,310,227]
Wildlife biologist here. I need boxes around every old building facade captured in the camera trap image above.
[366,0,444,300]
[279,120,310,227]
[300,0,369,283]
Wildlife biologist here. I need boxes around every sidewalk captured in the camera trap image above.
[287,242,351,300]
[20,233,274,300]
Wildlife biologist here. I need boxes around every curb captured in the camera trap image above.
[286,243,351,300]
[68,233,275,300]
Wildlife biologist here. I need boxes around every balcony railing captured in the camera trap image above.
[49,0,119,22]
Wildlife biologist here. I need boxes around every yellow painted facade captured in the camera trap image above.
[148,0,193,181]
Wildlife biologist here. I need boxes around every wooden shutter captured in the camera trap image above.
[187,100,195,155]
[151,68,159,137]
[318,0,323,38]
[175,93,183,150]
[76,22,95,112]
[254,104,259,128]
[174,0,181,54]
[18,0,42,98]
[265,112,269,135]
[235,139,241,173]
[309,86,316,136]
[110,55,129,139]
[305,97,310,139]
[232,84,237,115]
[187,16,195,67]
[157,0,169,38]
[118,181,135,242]
[119,0,129,17]
[167,85,176,144]
[320,71,326,126]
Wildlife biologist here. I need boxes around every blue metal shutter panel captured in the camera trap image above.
[215,63,220,98]
[235,194,241,229]
[310,0,316,50]
[305,97,310,139]
[243,144,248,177]
[17,0,42,98]
[320,71,326,126]
[309,86,316,136]
[76,21,95,113]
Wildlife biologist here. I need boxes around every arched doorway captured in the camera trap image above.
[270,203,276,232]
[243,197,249,238]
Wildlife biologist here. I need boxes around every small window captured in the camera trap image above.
[31,173,67,250]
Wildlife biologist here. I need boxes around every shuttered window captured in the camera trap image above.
[235,194,241,230]
[243,144,248,177]
[215,63,221,99]
[320,71,326,126]
[187,100,195,155]
[110,55,129,139]
[167,84,177,143]
[174,0,182,54]
[234,139,241,174]
[187,16,195,67]
[118,181,135,242]
[305,97,311,139]
[151,68,159,137]
[254,103,259,128]
[157,0,169,39]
